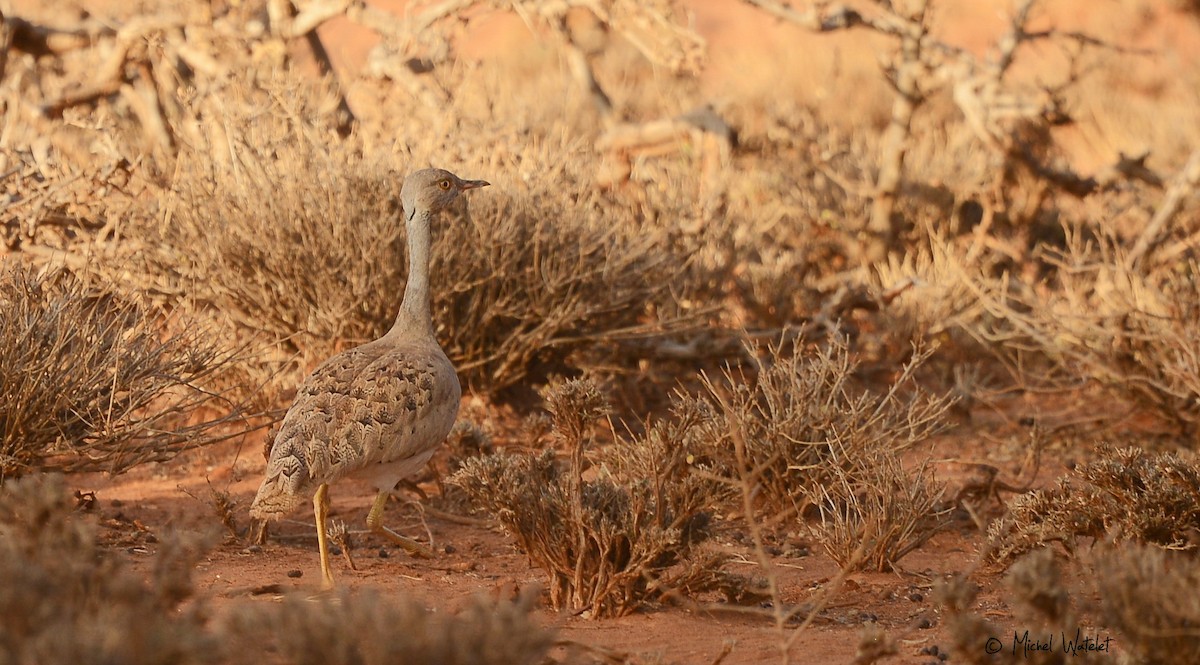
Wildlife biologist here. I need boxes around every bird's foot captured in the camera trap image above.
[378,524,435,559]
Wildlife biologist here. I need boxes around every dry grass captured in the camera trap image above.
[1095,543,1200,664]
[452,378,733,617]
[0,474,560,665]
[698,337,952,512]
[0,474,217,665]
[0,259,251,479]
[693,337,953,571]
[220,588,556,665]
[810,446,949,572]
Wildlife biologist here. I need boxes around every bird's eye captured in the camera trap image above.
[438,179,452,190]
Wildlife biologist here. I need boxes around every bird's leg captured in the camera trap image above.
[366,490,434,559]
[313,483,335,589]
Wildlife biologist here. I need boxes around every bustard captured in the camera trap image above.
[250,168,488,588]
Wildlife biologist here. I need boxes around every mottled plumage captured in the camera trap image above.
[249,168,488,587]
[249,338,460,516]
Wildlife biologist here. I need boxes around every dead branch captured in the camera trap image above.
[0,10,10,84]
[274,0,356,134]
[288,0,354,37]
[1129,149,1200,266]
[1,12,113,59]
[596,104,735,211]
[868,0,931,259]
[38,16,186,119]
[742,0,1135,257]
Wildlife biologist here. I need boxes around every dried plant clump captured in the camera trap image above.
[453,379,731,617]
[989,446,1200,563]
[999,236,1200,431]
[103,68,700,397]
[0,260,250,479]
[221,587,555,665]
[431,188,698,390]
[699,337,952,510]
[694,337,953,570]
[937,548,1082,665]
[1,474,553,665]
[811,446,949,572]
[1094,543,1200,665]
[0,474,216,665]
[943,545,1200,665]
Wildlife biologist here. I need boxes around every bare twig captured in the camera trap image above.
[1129,149,1200,266]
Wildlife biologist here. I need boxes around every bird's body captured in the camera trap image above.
[248,336,460,516]
[249,168,488,588]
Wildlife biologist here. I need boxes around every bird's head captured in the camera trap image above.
[400,168,490,221]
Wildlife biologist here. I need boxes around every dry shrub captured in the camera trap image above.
[1095,543,1200,664]
[697,337,953,571]
[107,68,697,396]
[870,232,1003,351]
[0,474,216,665]
[0,475,553,665]
[452,378,731,617]
[938,548,1084,665]
[154,146,404,353]
[989,446,1200,563]
[221,588,555,665]
[811,448,949,572]
[0,260,248,479]
[1011,235,1200,431]
[943,545,1200,665]
[432,183,696,390]
[909,227,1200,431]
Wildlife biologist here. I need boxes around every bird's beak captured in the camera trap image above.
[459,179,490,190]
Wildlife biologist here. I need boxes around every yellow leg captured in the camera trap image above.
[313,483,335,589]
[366,490,434,559]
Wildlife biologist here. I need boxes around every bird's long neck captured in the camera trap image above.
[389,208,435,339]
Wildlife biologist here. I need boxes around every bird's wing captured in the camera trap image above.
[251,341,457,517]
[274,341,458,485]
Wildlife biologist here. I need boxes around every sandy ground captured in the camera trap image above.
[76,398,1068,665]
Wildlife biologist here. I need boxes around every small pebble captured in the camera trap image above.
[245,545,262,554]
[914,617,932,629]
[443,544,457,554]
[909,592,924,602]
[286,570,303,578]
[378,547,389,559]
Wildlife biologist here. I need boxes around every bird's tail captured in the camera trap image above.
[249,474,304,520]
[249,452,307,520]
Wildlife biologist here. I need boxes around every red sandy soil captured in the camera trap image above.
[75,396,1084,665]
